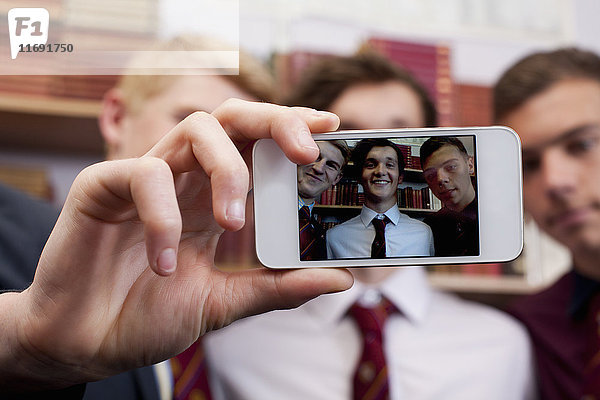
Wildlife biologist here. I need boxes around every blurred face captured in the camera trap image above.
[297,141,345,204]
[110,75,255,159]
[329,81,425,130]
[361,146,402,211]
[422,145,475,212]
[501,78,600,256]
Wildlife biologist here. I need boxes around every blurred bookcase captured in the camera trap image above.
[0,0,157,155]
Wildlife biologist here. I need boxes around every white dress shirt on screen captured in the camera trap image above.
[326,205,434,259]
[203,268,536,400]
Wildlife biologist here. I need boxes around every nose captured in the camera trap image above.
[436,168,450,186]
[311,159,326,173]
[538,149,577,201]
[374,163,386,176]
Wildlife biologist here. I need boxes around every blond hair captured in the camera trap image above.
[116,35,275,114]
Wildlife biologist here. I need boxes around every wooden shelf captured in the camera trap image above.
[0,94,104,156]
[315,205,439,213]
[427,273,541,295]
[0,94,101,118]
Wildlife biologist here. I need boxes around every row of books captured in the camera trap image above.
[319,181,360,206]
[318,181,442,212]
[368,38,454,126]
[398,186,442,211]
[63,0,158,35]
[427,264,506,276]
[276,38,454,128]
[0,0,156,97]
[396,144,422,170]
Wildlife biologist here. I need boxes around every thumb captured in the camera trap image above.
[208,268,353,330]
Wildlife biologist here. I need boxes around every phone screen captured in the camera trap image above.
[297,135,479,261]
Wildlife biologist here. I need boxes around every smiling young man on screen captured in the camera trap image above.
[326,138,434,259]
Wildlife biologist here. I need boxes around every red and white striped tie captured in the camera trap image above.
[171,339,213,400]
[350,297,396,400]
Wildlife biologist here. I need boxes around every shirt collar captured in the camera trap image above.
[304,267,432,327]
[569,269,600,320]
[359,205,401,227]
[298,197,315,213]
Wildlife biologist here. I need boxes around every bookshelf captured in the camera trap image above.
[428,273,535,295]
[0,93,100,117]
[0,93,103,155]
[313,137,447,230]
[0,0,155,155]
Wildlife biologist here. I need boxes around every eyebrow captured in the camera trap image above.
[327,159,342,169]
[364,156,397,164]
[522,124,600,156]
[423,158,460,172]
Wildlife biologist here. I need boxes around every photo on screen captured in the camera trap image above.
[297,135,479,261]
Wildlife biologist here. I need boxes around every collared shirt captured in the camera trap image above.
[510,269,600,400]
[298,197,315,214]
[204,268,535,400]
[326,205,434,259]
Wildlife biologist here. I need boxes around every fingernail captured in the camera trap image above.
[226,199,245,222]
[158,248,177,274]
[298,129,318,151]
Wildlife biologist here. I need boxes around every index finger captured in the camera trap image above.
[212,99,340,165]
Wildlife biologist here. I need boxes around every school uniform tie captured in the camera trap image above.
[171,339,213,400]
[371,216,389,258]
[350,297,396,400]
[299,205,317,260]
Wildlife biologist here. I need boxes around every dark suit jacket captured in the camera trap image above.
[509,270,600,400]
[0,183,160,400]
[0,183,57,290]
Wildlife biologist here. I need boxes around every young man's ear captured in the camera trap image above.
[333,172,343,186]
[98,88,127,160]
[467,156,475,175]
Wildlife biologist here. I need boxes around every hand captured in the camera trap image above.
[0,100,353,391]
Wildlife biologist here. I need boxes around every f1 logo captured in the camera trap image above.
[7,8,49,59]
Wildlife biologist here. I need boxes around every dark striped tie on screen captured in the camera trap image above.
[350,297,397,400]
[299,205,316,260]
[171,339,212,400]
[371,216,389,258]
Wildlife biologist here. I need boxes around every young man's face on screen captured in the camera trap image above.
[297,141,344,204]
[360,146,401,206]
[422,145,475,212]
[502,78,600,254]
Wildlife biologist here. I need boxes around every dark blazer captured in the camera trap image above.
[0,183,161,400]
[0,183,57,290]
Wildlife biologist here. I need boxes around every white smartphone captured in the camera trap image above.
[252,127,523,268]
